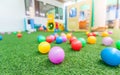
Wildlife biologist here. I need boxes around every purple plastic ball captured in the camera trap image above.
[102,37,113,46]
[1,32,5,35]
[61,36,67,42]
[48,46,65,64]
[108,31,113,34]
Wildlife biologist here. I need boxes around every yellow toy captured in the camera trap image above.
[87,36,96,44]
[59,23,64,31]
[38,42,51,54]
[101,32,109,37]
[47,14,55,31]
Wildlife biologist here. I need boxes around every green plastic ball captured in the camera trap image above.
[13,32,17,35]
[78,38,86,47]
[116,40,120,50]
[37,35,46,43]
[95,32,99,36]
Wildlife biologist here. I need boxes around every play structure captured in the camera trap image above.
[47,14,65,32]
[47,14,55,31]
[67,0,92,31]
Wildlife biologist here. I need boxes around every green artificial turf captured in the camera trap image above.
[0,29,120,75]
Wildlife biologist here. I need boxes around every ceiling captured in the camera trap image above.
[56,0,76,3]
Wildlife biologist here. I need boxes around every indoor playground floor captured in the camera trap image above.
[0,29,120,75]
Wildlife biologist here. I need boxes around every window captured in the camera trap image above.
[34,1,63,20]
[24,0,33,16]
[24,0,63,20]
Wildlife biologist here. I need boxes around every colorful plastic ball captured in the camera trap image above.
[18,30,22,34]
[7,32,11,35]
[87,33,94,37]
[37,35,46,43]
[66,33,72,40]
[48,46,65,64]
[61,32,66,37]
[46,36,53,43]
[101,32,109,37]
[54,33,59,38]
[61,36,67,42]
[50,35,55,41]
[87,36,96,44]
[71,40,82,51]
[0,36,3,40]
[116,40,120,50]
[56,37,63,44]
[95,32,99,36]
[108,31,113,34]
[13,32,17,35]
[78,38,86,47]
[1,32,5,35]
[69,36,77,44]
[92,32,96,37]
[101,47,120,66]
[86,31,90,35]
[17,33,22,38]
[38,42,51,54]
[39,27,43,31]
[102,37,113,46]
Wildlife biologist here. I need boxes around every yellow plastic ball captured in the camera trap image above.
[101,32,109,37]
[66,33,72,40]
[38,42,51,54]
[87,36,96,44]
[18,30,21,34]
[61,33,66,37]
[86,31,90,35]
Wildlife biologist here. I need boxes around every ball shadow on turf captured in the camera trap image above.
[98,60,119,68]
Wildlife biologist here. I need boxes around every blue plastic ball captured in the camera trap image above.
[101,47,120,66]
[56,37,63,44]
[0,36,2,40]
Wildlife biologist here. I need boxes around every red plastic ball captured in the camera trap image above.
[71,40,82,51]
[69,36,77,44]
[92,32,96,37]
[17,33,22,38]
[87,33,93,37]
[46,36,53,43]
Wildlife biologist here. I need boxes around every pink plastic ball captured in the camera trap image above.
[7,32,11,35]
[102,37,113,46]
[1,32,5,35]
[50,35,55,41]
[108,31,113,34]
[48,46,65,64]
[61,32,66,36]
[61,36,67,42]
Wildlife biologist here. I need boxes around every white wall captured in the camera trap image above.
[0,0,64,32]
[94,0,107,26]
[34,17,63,26]
[0,0,25,32]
